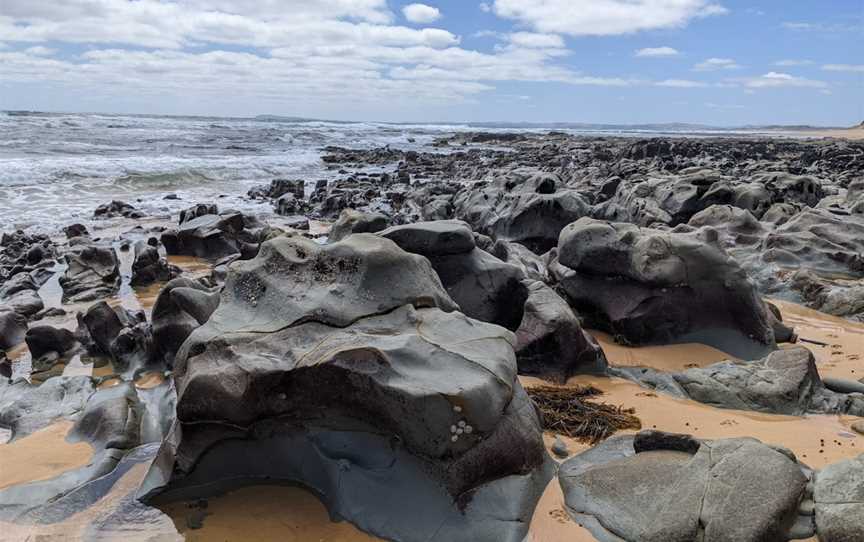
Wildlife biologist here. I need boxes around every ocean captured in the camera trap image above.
[0,111,798,233]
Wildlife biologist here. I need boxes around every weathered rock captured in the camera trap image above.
[25,325,77,360]
[93,200,144,219]
[179,204,217,224]
[380,221,529,331]
[454,173,592,253]
[329,209,390,242]
[515,280,607,380]
[763,208,864,277]
[614,347,864,417]
[0,375,96,440]
[0,310,27,350]
[0,289,44,319]
[59,244,120,303]
[555,217,775,359]
[814,454,864,541]
[139,234,552,542]
[130,241,181,286]
[248,178,305,200]
[161,212,269,260]
[150,278,220,366]
[559,433,809,542]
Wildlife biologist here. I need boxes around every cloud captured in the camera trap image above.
[782,21,860,33]
[774,59,813,67]
[635,46,679,57]
[402,3,441,24]
[23,46,57,56]
[656,79,708,88]
[823,64,864,73]
[739,72,829,89]
[507,32,565,49]
[693,57,740,71]
[490,0,727,36]
[705,102,744,109]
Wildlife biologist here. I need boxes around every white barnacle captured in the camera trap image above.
[451,435,458,442]
[457,420,466,428]
[453,405,462,413]
[464,425,473,434]
[456,428,463,435]
[450,425,457,433]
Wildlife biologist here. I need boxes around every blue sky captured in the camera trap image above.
[0,0,861,125]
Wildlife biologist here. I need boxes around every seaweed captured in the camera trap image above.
[527,385,642,444]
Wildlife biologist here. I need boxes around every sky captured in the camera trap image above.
[0,0,862,125]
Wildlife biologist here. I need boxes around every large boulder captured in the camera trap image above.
[380,221,529,331]
[160,212,270,260]
[0,310,27,350]
[613,346,864,417]
[150,278,220,366]
[139,234,553,542]
[59,244,120,303]
[93,200,144,219]
[514,280,607,380]
[453,173,592,253]
[815,454,864,541]
[763,208,864,277]
[559,432,810,541]
[25,325,77,360]
[0,375,96,440]
[130,241,181,286]
[329,209,390,242]
[554,217,775,359]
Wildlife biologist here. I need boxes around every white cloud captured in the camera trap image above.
[705,102,744,109]
[635,46,679,57]
[740,72,829,89]
[774,59,813,67]
[23,46,57,56]
[693,57,740,71]
[656,79,708,87]
[490,0,727,36]
[402,3,441,24]
[823,64,864,73]
[479,3,492,13]
[507,32,565,49]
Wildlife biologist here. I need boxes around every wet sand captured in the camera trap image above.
[772,299,864,382]
[161,486,381,542]
[590,330,732,372]
[0,421,93,489]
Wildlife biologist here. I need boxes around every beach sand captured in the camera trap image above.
[0,421,93,490]
[794,127,864,140]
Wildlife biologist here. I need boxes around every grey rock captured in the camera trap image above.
[130,241,182,286]
[59,244,120,303]
[0,309,27,350]
[560,434,808,542]
[555,217,775,359]
[329,209,390,242]
[25,325,77,360]
[814,453,864,541]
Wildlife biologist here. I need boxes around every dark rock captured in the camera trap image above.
[515,280,607,380]
[814,453,864,541]
[139,233,552,542]
[179,204,218,224]
[329,209,390,242]
[63,224,89,239]
[130,241,181,286]
[560,434,808,542]
[25,325,77,360]
[150,278,221,366]
[161,212,270,260]
[59,244,120,303]
[633,430,700,455]
[0,310,27,350]
[93,200,144,219]
[555,217,775,359]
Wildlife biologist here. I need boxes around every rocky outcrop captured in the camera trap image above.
[815,453,864,541]
[515,280,607,380]
[59,243,120,303]
[150,278,220,366]
[329,209,390,242]
[554,217,776,359]
[161,212,271,260]
[559,432,811,541]
[79,301,153,376]
[380,220,529,331]
[93,200,144,219]
[179,203,218,224]
[130,241,181,286]
[139,234,552,542]
[0,309,27,350]
[453,173,592,253]
[613,347,864,417]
